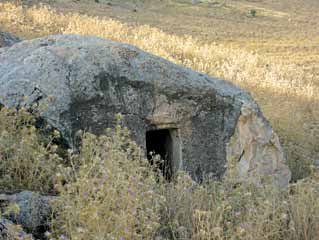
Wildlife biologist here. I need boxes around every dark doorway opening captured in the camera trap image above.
[146,129,173,180]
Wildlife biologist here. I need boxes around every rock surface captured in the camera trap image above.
[0,31,21,48]
[0,34,290,187]
[0,218,33,240]
[0,191,53,238]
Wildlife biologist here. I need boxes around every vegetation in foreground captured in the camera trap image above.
[0,107,62,193]
[1,108,319,240]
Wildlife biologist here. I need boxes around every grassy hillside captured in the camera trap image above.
[0,1,319,239]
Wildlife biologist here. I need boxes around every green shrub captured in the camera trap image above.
[0,107,62,193]
[249,9,257,17]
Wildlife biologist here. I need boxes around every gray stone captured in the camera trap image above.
[0,218,33,240]
[0,34,290,187]
[0,31,21,48]
[0,191,53,238]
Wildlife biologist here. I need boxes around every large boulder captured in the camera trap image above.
[0,31,21,48]
[0,34,291,187]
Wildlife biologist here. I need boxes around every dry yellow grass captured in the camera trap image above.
[1,107,319,240]
[0,2,318,180]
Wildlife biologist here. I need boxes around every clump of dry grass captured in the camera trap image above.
[164,172,319,240]
[0,107,62,193]
[49,118,319,240]
[50,115,164,240]
[0,107,318,240]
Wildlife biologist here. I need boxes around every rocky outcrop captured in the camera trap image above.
[0,31,21,48]
[226,104,291,187]
[0,34,291,187]
[0,191,53,238]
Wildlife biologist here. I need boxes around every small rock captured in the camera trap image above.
[0,218,34,240]
[0,191,55,238]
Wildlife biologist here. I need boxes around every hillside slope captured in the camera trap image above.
[0,0,318,180]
